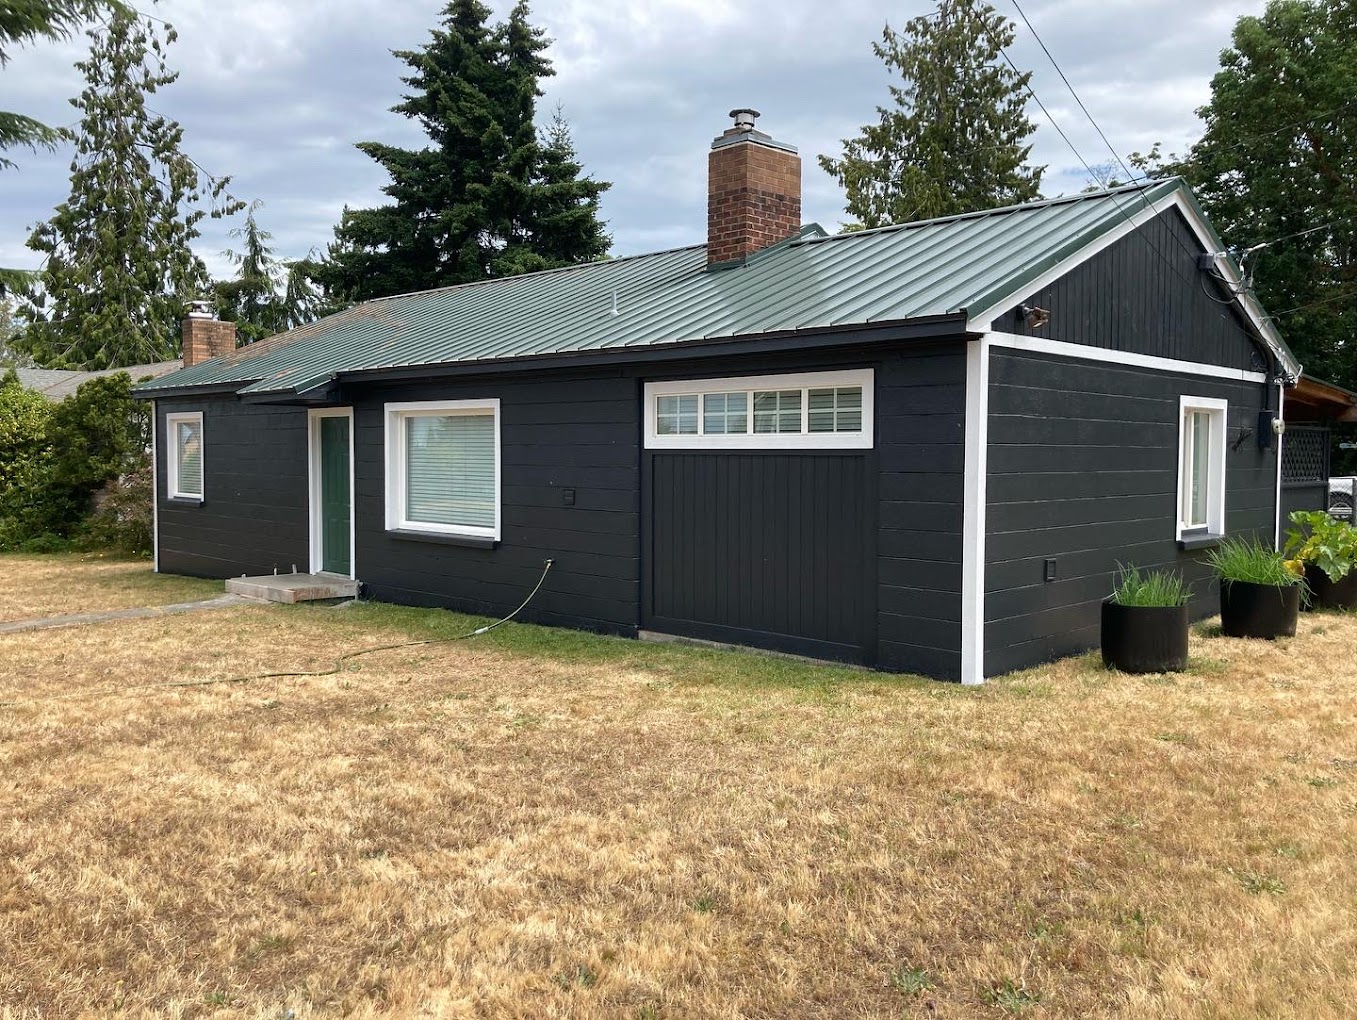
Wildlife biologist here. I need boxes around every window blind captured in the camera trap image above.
[176,419,203,496]
[404,413,495,529]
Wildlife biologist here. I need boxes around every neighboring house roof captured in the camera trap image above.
[135,177,1299,400]
[1285,374,1357,423]
[17,360,183,401]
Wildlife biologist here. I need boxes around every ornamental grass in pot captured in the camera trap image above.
[1283,509,1357,610]
[1101,565,1190,673]
[1206,535,1303,639]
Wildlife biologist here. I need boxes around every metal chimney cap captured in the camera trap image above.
[187,299,216,320]
[729,108,760,130]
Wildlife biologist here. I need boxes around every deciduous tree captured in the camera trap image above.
[1165,0,1355,388]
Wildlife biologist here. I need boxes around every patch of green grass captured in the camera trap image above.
[691,893,717,914]
[554,964,598,990]
[1193,621,1223,638]
[299,600,930,694]
[1187,655,1229,675]
[204,991,230,1006]
[1308,776,1340,789]
[1235,871,1286,896]
[1154,731,1192,745]
[982,979,1041,1013]
[889,964,934,997]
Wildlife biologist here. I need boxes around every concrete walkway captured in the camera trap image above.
[0,593,250,636]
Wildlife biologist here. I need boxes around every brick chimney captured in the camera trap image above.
[181,301,237,367]
[707,108,801,268]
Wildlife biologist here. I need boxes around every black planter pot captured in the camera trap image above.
[1219,579,1300,639]
[1101,600,1190,673]
[1303,564,1357,611]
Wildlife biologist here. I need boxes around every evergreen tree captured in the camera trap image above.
[0,1,116,169]
[18,7,242,369]
[1164,0,1355,389]
[214,204,323,343]
[819,0,1043,227]
[314,0,609,302]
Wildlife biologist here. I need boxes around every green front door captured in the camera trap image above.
[319,414,351,575]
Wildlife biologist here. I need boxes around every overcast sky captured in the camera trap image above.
[0,0,1265,280]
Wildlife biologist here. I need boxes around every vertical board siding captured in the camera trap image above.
[351,372,642,635]
[985,348,1279,676]
[155,396,310,577]
[999,208,1267,374]
[646,452,870,661]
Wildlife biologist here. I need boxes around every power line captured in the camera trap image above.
[962,1,1194,285]
[1008,0,1139,188]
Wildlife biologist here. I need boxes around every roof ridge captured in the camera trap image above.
[795,177,1180,246]
[364,241,710,306]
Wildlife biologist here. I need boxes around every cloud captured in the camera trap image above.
[0,0,1266,281]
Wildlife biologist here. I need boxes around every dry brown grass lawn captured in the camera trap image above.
[0,584,1354,1018]
[0,553,220,622]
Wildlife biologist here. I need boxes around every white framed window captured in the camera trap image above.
[384,399,500,540]
[166,411,203,500]
[1176,396,1227,539]
[644,369,874,450]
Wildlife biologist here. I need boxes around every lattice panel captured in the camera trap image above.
[1282,425,1330,483]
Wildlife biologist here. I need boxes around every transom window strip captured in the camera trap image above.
[658,384,864,437]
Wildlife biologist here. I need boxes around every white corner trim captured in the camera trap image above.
[961,335,991,686]
[1175,395,1229,540]
[150,399,159,573]
[165,410,204,501]
[643,368,874,450]
[965,188,1299,380]
[383,398,501,541]
[986,331,1269,384]
[1274,381,1285,549]
[308,407,356,579]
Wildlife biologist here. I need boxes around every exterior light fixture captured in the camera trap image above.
[1018,304,1050,330]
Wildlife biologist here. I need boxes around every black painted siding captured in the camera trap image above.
[349,372,641,635]
[875,345,966,679]
[153,337,968,678]
[1000,207,1268,375]
[154,396,310,577]
[985,349,1278,676]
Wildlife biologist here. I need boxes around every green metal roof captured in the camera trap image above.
[135,178,1297,398]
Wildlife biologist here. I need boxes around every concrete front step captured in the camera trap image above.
[225,572,359,604]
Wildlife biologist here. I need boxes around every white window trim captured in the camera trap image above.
[1176,395,1228,540]
[165,411,204,501]
[308,407,356,579]
[644,369,874,450]
[384,398,501,540]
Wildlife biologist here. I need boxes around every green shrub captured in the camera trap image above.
[0,369,148,550]
[79,453,153,556]
[1206,535,1304,587]
[1283,510,1357,582]
[1110,564,1190,607]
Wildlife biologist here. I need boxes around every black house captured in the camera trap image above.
[135,111,1301,683]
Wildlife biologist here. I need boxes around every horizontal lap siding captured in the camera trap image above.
[999,208,1266,374]
[984,349,1278,676]
[155,397,310,577]
[875,345,967,680]
[351,373,641,635]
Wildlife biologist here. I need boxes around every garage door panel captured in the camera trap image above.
[646,452,871,660]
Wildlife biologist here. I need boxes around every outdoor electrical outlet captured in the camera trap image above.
[563,488,576,506]
[1044,558,1058,582]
